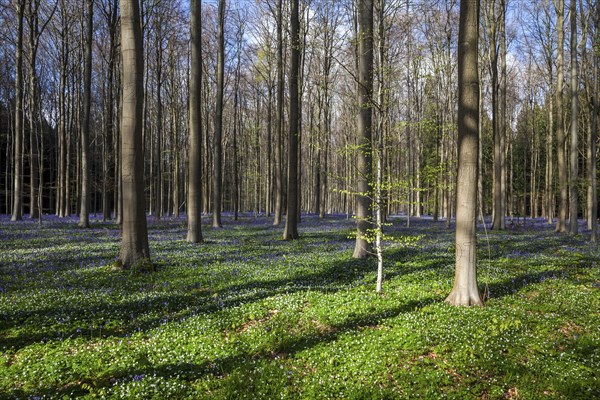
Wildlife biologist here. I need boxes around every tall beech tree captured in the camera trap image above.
[212,0,226,228]
[568,0,578,235]
[117,0,151,269]
[446,0,483,306]
[283,0,300,240]
[353,0,374,259]
[79,0,93,228]
[555,0,568,233]
[273,0,284,226]
[10,0,25,222]
[591,0,599,242]
[187,0,203,243]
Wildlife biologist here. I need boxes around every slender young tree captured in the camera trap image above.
[117,0,151,269]
[568,0,578,234]
[212,0,225,228]
[79,0,93,228]
[283,0,300,240]
[11,0,25,222]
[353,0,374,259]
[187,0,203,243]
[446,0,483,306]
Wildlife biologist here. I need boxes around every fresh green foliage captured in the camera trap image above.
[0,215,598,399]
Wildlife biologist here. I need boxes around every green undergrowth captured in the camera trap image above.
[0,215,598,399]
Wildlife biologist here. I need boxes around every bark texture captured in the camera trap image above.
[555,0,568,233]
[273,0,284,226]
[11,1,25,222]
[353,0,374,259]
[187,0,203,243]
[118,0,151,269]
[283,0,300,240]
[212,0,225,228]
[568,0,578,235]
[446,0,483,306]
[79,0,93,228]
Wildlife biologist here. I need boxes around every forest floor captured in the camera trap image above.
[0,213,598,399]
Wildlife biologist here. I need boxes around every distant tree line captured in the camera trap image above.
[0,0,598,275]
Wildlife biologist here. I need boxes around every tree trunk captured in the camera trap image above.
[212,0,225,228]
[499,0,507,229]
[11,0,25,222]
[487,0,502,230]
[568,0,578,234]
[591,1,599,241]
[27,1,40,220]
[79,0,93,228]
[546,77,554,224]
[446,0,483,307]
[273,0,284,226]
[353,0,374,259]
[118,0,151,269]
[187,0,203,243]
[555,0,568,233]
[283,0,300,240]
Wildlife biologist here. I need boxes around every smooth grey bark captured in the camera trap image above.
[352,0,374,259]
[212,0,225,228]
[446,0,483,306]
[27,1,40,220]
[374,0,385,292]
[591,1,599,242]
[568,0,578,235]
[555,0,568,233]
[487,0,504,230]
[487,1,498,228]
[118,0,151,269]
[499,0,507,227]
[57,0,67,218]
[273,0,284,226]
[546,61,554,224]
[79,0,93,228]
[283,0,300,240]
[153,11,164,221]
[187,0,203,243]
[11,0,25,222]
[102,0,119,221]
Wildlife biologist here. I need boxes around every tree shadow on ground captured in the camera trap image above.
[12,297,435,398]
[0,253,393,351]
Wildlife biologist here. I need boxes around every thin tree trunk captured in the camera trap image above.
[11,0,25,222]
[555,0,568,233]
[591,1,599,241]
[212,0,225,228]
[569,0,578,234]
[499,0,507,229]
[546,80,554,224]
[283,0,300,240]
[375,0,385,292]
[79,0,93,228]
[27,1,41,220]
[154,17,164,221]
[273,0,284,226]
[488,0,502,230]
[187,0,203,243]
